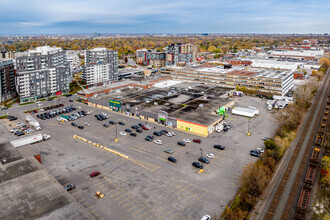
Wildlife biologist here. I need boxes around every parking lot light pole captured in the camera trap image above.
[200,148,202,158]
[115,123,118,142]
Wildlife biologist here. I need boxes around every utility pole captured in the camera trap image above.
[246,117,251,136]
[200,148,203,158]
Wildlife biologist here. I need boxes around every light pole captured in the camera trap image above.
[246,117,251,136]
[200,148,203,158]
[115,123,118,142]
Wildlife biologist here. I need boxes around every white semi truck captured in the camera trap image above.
[26,115,41,130]
[10,133,51,148]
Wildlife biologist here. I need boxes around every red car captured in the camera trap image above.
[193,139,201,144]
[90,171,100,178]
[141,126,148,130]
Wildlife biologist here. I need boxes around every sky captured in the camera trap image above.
[0,0,330,35]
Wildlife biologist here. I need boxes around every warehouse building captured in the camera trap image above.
[160,65,294,96]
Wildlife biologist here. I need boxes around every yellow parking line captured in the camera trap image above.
[81,202,88,206]
[161,209,173,219]
[110,191,122,198]
[146,214,156,220]
[132,208,144,216]
[122,200,135,208]
[137,210,151,219]
[184,191,208,209]
[86,206,93,210]
[114,194,127,201]
[78,198,85,203]
[74,194,81,199]
[118,197,131,204]
[156,156,168,162]
[90,209,96,214]
[127,204,139,211]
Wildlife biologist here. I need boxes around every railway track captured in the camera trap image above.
[263,68,330,220]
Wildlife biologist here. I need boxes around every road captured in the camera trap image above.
[254,68,330,219]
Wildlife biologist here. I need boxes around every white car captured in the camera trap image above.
[206,153,215,159]
[84,122,91,126]
[169,131,176,136]
[145,125,152,129]
[201,215,211,220]
[257,148,265,153]
[154,140,163,145]
[166,133,173,137]
[183,138,191,143]
[78,106,82,109]
[119,131,127,136]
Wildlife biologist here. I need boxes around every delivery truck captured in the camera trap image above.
[10,133,51,148]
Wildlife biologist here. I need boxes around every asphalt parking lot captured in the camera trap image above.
[1,95,277,220]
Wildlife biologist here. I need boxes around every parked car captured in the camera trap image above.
[130,132,137,137]
[141,125,148,130]
[145,136,153,142]
[250,150,260,158]
[164,149,173,154]
[257,148,265,153]
[119,131,127,136]
[118,121,125,125]
[125,128,132,133]
[103,124,109,127]
[136,128,143,133]
[262,137,270,141]
[198,157,210,164]
[138,123,144,127]
[193,139,201,144]
[160,130,168,135]
[84,122,91,126]
[214,145,225,150]
[9,117,18,121]
[153,131,162,136]
[168,156,177,163]
[78,125,84,129]
[206,153,215,159]
[109,120,116,125]
[183,138,191,143]
[145,125,152,130]
[201,215,211,220]
[177,141,186,147]
[154,140,163,145]
[90,171,100,178]
[131,125,138,129]
[69,100,73,102]
[192,162,204,169]
[64,184,75,191]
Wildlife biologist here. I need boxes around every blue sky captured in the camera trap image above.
[0,0,329,34]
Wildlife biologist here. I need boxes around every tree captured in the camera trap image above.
[240,163,269,197]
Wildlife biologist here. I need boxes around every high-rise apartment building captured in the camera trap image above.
[83,48,118,85]
[0,59,17,103]
[0,51,15,60]
[136,44,197,68]
[16,46,72,103]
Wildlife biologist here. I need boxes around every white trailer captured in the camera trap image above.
[273,95,294,103]
[266,100,277,111]
[26,115,41,130]
[10,133,51,148]
[232,107,259,117]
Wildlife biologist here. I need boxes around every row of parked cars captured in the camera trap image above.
[6,115,17,121]
[61,110,89,122]
[36,105,76,120]
[30,104,64,114]
[10,122,35,136]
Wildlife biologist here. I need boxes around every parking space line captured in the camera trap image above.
[81,202,88,206]
[118,197,131,204]
[122,200,135,208]
[109,191,122,198]
[155,156,168,162]
[160,209,173,219]
[137,210,151,219]
[114,194,127,201]
[86,206,94,210]
[77,198,85,203]
[132,207,145,216]
[90,209,96,214]
[146,214,156,220]
[127,204,139,211]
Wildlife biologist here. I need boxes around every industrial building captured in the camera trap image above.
[0,141,91,219]
[136,43,197,68]
[0,59,17,103]
[85,81,235,136]
[83,48,118,85]
[15,46,72,103]
[267,49,324,61]
[160,65,294,96]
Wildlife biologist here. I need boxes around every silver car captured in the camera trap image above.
[164,149,173,154]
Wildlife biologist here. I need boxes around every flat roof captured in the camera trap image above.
[0,143,91,220]
[0,141,23,165]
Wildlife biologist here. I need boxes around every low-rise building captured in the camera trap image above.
[0,59,17,103]
[160,65,293,96]
[267,49,324,61]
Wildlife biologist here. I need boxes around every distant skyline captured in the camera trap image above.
[1,0,330,35]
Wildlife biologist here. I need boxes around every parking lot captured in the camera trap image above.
[1,95,276,219]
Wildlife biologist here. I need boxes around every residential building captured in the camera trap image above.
[0,51,15,60]
[160,65,294,96]
[136,44,197,68]
[0,59,17,103]
[165,43,197,66]
[66,50,81,70]
[83,48,118,85]
[15,46,72,103]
